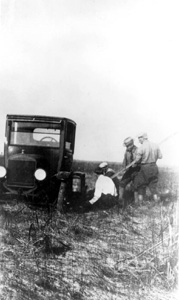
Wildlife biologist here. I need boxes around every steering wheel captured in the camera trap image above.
[40,136,57,143]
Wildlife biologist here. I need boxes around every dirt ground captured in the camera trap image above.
[0,167,178,300]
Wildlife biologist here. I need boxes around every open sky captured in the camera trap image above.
[0,0,178,166]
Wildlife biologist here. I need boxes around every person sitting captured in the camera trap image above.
[83,162,118,211]
[97,162,120,195]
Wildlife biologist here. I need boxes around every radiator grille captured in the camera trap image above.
[7,158,36,187]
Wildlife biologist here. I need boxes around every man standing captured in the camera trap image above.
[133,132,162,203]
[119,137,139,204]
[83,162,117,211]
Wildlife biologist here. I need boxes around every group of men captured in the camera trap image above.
[83,132,162,211]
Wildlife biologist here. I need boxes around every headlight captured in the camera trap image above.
[34,168,46,181]
[0,166,6,178]
[72,177,81,192]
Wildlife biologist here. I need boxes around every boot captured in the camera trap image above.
[153,194,160,203]
[137,194,143,206]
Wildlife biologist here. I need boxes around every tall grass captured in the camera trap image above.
[0,163,178,300]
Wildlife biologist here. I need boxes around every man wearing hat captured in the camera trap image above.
[83,162,118,211]
[132,132,162,203]
[119,137,139,204]
[95,162,120,194]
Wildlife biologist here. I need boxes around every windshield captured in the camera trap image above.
[9,121,61,148]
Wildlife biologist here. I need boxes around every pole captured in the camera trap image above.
[111,161,134,179]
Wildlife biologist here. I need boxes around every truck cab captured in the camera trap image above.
[0,114,85,209]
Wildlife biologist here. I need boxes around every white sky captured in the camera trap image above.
[0,0,178,166]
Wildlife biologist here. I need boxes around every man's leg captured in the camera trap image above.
[133,172,144,205]
[149,183,160,202]
[119,186,125,201]
[134,191,139,203]
[118,186,125,209]
[118,176,131,203]
[135,185,146,205]
[147,165,159,202]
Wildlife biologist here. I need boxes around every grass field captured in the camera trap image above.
[0,161,178,300]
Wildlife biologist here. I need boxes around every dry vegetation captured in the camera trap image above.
[0,163,178,300]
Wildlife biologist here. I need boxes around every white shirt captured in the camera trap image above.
[89,174,117,204]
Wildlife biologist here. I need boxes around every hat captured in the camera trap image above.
[99,162,108,168]
[137,132,148,139]
[123,137,134,147]
[95,162,108,174]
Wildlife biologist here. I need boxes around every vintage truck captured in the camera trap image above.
[0,114,86,210]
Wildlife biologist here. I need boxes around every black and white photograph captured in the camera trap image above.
[0,0,178,299]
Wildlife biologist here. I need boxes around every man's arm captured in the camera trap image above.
[131,147,143,165]
[157,147,163,159]
[122,152,127,168]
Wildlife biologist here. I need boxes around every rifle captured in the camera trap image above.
[111,161,135,179]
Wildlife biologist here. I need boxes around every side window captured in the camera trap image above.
[65,122,75,152]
